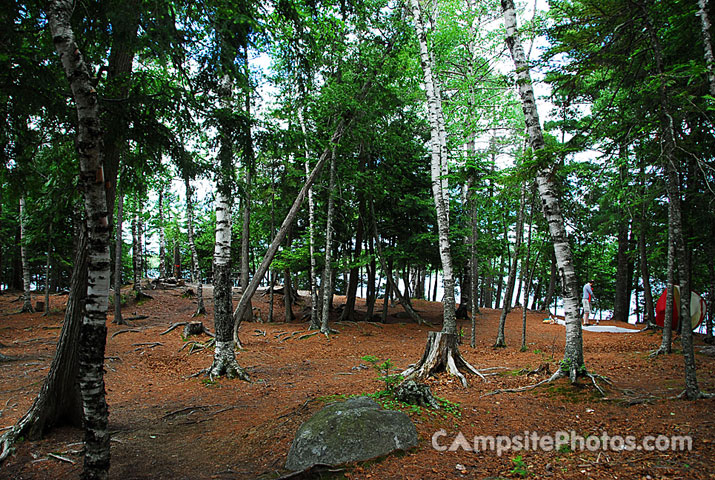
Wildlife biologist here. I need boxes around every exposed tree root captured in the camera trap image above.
[482,369,612,397]
[208,348,250,382]
[110,328,142,339]
[160,322,189,336]
[649,345,671,358]
[401,332,486,388]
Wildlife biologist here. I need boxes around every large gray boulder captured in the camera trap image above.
[285,396,418,471]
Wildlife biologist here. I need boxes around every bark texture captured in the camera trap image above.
[48,2,112,477]
[19,196,33,313]
[320,150,337,334]
[502,0,584,379]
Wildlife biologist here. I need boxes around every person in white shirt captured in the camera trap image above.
[582,280,597,326]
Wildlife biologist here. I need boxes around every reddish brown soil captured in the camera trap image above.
[1,286,714,480]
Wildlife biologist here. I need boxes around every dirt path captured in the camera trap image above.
[0,286,713,479]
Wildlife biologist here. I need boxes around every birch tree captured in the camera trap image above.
[19,195,33,313]
[320,149,338,334]
[501,0,587,383]
[401,0,483,388]
[47,1,112,476]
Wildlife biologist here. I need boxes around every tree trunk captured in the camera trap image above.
[132,209,143,296]
[48,3,113,476]
[494,183,525,347]
[503,0,584,380]
[158,189,167,279]
[638,179,655,327]
[410,0,455,333]
[239,83,254,324]
[320,150,338,333]
[642,6,700,398]
[470,180,479,348]
[300,107,320,331]
[210,186,248,379]
[232,109,362,324]
[613,216,631,322]
[698,0,715,96]
[43,224,52,316]
[173,242,180,279]
[0,231,87,463]
[114,192,125,324]
[363,229,377,321]
[341,201,364,322]
[185,178,206,316]
[19,196,33,313]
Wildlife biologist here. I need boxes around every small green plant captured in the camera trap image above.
[558,443,571,454]
[361,355,403,394]
[510,455,530,477]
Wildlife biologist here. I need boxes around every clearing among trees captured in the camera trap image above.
[0,288,713,479]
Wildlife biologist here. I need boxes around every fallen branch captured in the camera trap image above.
[124,315,149,321]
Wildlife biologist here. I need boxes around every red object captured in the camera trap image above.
[655,287,706,331]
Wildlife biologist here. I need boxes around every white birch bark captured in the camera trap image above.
[19,196,33,312]
[300,107,320,330]
[158,188,167,279]
[501,0,584,375]
[210,74,248,379]
[48,1,112,476]
[320,150,337,334]
[409,0,457,333]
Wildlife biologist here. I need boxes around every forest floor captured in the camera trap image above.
[1,284,714,480]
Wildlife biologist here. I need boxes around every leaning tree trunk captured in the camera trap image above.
[113,191,125,324]
[230,46,393,327]
[185,177,206,316]
[48,3,113,477]
[320,150,337,334]
[19,196,33,313]
[401,0,481,388]
[232,115,356,325]
[502,0,584,382]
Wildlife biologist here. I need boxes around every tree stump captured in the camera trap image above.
[183,321,210,337]
[395,380,440,409]
[35,301,45,312]
[401,332,483,388]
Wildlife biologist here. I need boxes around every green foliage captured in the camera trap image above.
[510,455,530,477]
[361,355,403,394]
